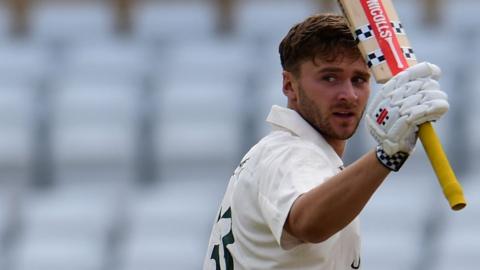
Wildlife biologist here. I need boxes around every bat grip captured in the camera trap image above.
[418,122,467,210]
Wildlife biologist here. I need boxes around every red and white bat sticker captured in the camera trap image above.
[360,0,408,75]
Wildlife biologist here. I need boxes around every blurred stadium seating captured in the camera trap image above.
[0,0,478,269]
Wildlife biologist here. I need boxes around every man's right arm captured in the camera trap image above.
[285,149,389,243]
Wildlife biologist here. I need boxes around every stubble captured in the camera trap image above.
[297,85,363,141]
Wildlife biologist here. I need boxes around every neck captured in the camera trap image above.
[325,137,347,157]
[289,104,348,157]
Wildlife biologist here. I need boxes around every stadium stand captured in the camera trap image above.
[0,0,478,269]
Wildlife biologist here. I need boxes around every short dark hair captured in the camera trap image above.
[279,14,361,76]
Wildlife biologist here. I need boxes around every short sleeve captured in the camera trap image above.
[257,142,334,249]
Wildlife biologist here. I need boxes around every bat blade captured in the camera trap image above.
[338,0,417,82]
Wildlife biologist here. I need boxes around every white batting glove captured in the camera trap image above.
[366,62,449,171]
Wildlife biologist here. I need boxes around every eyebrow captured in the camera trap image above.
[317,67,344,73]
[317,66,371,79]
[354,70,371,80]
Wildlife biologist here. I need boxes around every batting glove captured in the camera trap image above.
[366,62,449,171]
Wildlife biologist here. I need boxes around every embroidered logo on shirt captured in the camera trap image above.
[351,256,361,269]
[232,157,250,178]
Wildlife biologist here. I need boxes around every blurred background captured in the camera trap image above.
[0,0,478,269]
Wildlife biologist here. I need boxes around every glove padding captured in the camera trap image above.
[366,62,449,156]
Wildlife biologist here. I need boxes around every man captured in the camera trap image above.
[203,14,449,269]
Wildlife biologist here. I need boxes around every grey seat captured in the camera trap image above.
[13,184,118,270]
[120,178,222,270]
[133,1,216,42]
[0,42,50,83]
[50,78,139,185]
[0,81,36,187]
[30,2,112,43]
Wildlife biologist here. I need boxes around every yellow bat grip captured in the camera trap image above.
[418,122,467,210]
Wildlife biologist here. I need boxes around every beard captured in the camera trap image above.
[297,85,364,141]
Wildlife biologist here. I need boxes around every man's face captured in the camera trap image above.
[283,56,371,143]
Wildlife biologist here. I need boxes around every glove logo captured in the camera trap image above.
[375,108,389,126]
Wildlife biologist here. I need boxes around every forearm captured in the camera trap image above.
[285,149,390,243]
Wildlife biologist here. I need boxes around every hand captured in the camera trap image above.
[366,62,449,169]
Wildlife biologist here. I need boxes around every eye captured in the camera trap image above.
[322,75,337,83]
[352,76,368,85]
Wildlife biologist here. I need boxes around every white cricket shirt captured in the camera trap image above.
[203,105,361,270]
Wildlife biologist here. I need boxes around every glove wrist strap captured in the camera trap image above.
[375,145,409,172]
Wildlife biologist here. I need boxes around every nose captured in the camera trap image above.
[338,81,359,102]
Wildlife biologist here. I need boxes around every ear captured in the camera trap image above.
[282,71,298,104]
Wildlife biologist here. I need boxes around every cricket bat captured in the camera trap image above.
[337,0,466,210]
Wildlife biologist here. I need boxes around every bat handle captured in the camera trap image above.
[418,122,467,210]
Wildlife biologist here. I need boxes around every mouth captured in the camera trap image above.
[332,111,356,119]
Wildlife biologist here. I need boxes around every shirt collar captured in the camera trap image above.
[266,105,343,168]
